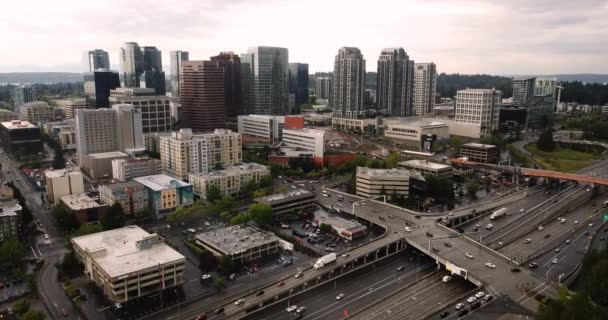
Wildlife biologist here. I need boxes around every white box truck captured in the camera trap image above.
[490,208,507,220]
[313,253,337,269]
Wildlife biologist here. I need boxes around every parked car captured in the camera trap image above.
[286,305,298,313]
[455,303,465,310]
[234,298,245,306]
[336,293,345,300]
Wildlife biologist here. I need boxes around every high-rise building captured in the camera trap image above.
[17,101,57,123]
[140,46,166,95]
[10,84,36,108]
[44,169,85,205]
[332,47,366,118]
[315,74,333,101]
[53,98,88,118]
[109,88,172,133]
[160,129,242,180]
[512,76,557,128]
[83,71,120,108]
[119,42,144,87]
[288,63,309,112]
[412,63,437,116]
[244,46,289,115]
[113,104,144,154]
[454,88,501,137]
[169,51,189,98]
[377,48,414,117]
[512,77,536,105]
[211,52,242,118]
[180,61,226,132]
[86,49,110,72]
[75,109,119,165]
[240,53,254,114]
[143,46,162,71]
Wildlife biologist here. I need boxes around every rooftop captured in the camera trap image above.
[60,193,105,211]
[189,163,269,179]
[88,151,129,159]
[255,188,313,204]
[398,160,452,171]
[314,210,366,233]
[99,180,145,192]
[384,117,448,127]
[282,127,326,138]
[462,142,497,150]
[195,225,279,255]
[356,167,410,178]
[0,202,22,218]
[19,101,51,109]
[1,120,37,129]
[134,174,190,191]
[45,168,83,179]
[72,225,185,278]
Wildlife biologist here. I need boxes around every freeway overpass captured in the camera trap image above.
[219,188,556,319]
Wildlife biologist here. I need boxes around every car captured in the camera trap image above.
[43,234,49,240]
[336,293,345,300]
[465,252,474,259]
[529,262,539,269]
[483,294,493,302]
[325,247,335,252]
[589,223,594,227]
[388,215,394,219]
[475,291,485,298]
[62,308,69,317]
[520,208,525,213]
[214,307,224,314]
[234,298,245,306]
[114,303,122,309]
[455,303,465,310]
[486,224,494,230]
[552,258,559,264]
[574,220,579,225]
[296,306,306,314]
[194,313,207,320]
[544,234,551,238]
[432,247,440,253]
[444,242,452,248]
[471,302,481,310]
[565,239,571,244]
[467,296,477,303]
[442,275,452,283]
[560,218,566,224]
[378,216,385,221]
[256,290,264,296]
[201,274,212,280]
[439,310,449,318]
[538,226,544,231]
[277,281,285,287]
[404,227,412,232]
[511,267,521,273]
[458,309,469,316]
[415,215,421,219]
[204,221,211,226]
[294,271,303,278]
[555,248,561,252]
[286,305,298,313]
[524,238,531,244]
[426,232,434,238]
[397,265,405,272]
[341,253,350,258]
[485,262,496,269]
[291,185,297,189]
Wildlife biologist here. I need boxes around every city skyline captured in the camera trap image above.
[2,0,607,75]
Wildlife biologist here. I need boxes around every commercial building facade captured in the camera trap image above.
[11,84,36,108]
[54,98,88,118]
[169,50,189,99]
[460,143,499,164]
[0,202,22,242]
[333,47,366,118]
[109,88,172,134]
[237,114,285,146]
[99,181,148,216]
[255,188,316,215]
[18,101,57,123]
[180,60,226,132]
[72,226,186,303]
[288,63,309,111]
[44,169,85,205]
[315,74,333,100]
[211,52,242,118]
[119,42,144,87]
[60,193,109,225]
[356,167,410,199]
[382,118,448,150]
[81,151,130,180]
[86,49,110,71]
[398,160,452,177]
[412,63,437,116]
[112,157,162,181]
[377,48,414,117]
[280,128,327,164]
[160,129,242,180]
[314,210,367,240]
[83,71,121,109]
[454,88,501,137]
[0,120,44,155]
[242,46,289,115]
[134,174,194,216]
[195,225,279,263]
[188,163,270,200]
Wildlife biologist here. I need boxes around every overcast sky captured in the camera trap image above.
[2,0,607,75]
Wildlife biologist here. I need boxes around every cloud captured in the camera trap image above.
[0,0,607,74]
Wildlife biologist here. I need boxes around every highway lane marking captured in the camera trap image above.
[519,282,551,306]
[541,224,589,267]
[515,282,548,303]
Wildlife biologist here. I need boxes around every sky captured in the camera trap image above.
[2,0,608,75]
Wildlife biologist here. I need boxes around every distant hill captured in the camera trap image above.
[0,72,83,84]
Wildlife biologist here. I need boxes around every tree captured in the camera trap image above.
[212,275,226,291]
[58,249,83,278]
[217,255,235,275]
[52,205,76,232]
[230,213,252,225]
[206,185,222,203]
[199,250,218,271]
[537,129,556,152]
[52,148,66,169]
[13,299,31,315]
[465,180,480,199]
[252,189,266,198]
[537,288,606,320]
[100,203,126,231]
[0,239,27,268]
[249,203,273,226]
[73,224,102,237]
[385,152,400,168]
[19,309,45,320]
[319,223,332,234]
[259,175,273,188]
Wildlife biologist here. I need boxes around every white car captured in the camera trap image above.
[519,208,525,213]
[234,298,245,306]
[475,291,485,298]
[201,274,212,280]
[43,234,49,240]
[442,275,452,283]
[589,223,594,227]
[286,305,298,313]
[455,303,465,310]
[524,238,531,244]
[294,271,303,278]
[574,220,579,225]
[341,253,350,258]
[560,218,566,224]
[565,239,571,244]
[538,226,544,231]
[465,252,474,259]
[404,227,412,232]
[486,224,494,230]
[204,221,211,226]
[296,306,306,314]
[291,185,297,189]
[485,262,496,269]
[336,293,345,300]
[555,248,561,252]
[467,296,477,303]
[552,258,559,264]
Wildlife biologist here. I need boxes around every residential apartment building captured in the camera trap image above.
[0,120,43,155]
[169,50,189,99]
[180,60,226,132]
[60,193,109,225]
[412,63,437,116]
[241,46,289,115]
[42,120,77,150]
[377,48,414,117]
[160,129,242,180]
[18,101,57,123]
[98,181,148,215]
[237,114,285,146]
[53,98,88,118]
[356,167,410,199]
[0,202,22,242]
[72,226,186,303]
[188,163,270,200]
[454,88,501,137]
[109,88,172,134]
[112,157,162,181]
[44,169,85,205]
[332,47,366,118]
[76,108,118,165]
[86,49,110,71]
[134,174,193,215]
[460,143,499,164]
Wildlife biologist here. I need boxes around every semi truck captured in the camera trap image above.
[490,208,507,220]
[313,253,337,269]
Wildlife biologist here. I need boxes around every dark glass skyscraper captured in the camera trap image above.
[83,71,120,108]
[289,63,309,112]
[180,61,225,132]
[211,52,242,118]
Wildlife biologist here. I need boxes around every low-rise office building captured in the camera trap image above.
[237,114,285,147]
[332,117,378,135]
[81,151,130,180]
[0,120,44,154]
[314,209,367,240]
[42,120,77,150]
[398,160,452,177]
[60,193,109,225]
[53,98,88,119]
[112,157,162,181]
[188,163,270,201]
[0,202,22,242]
[44,169,85,205]
[460,143,499,164]
[72,226,186,303]
[194,225,279,263]
[383,118,448,150]
[0,109,18,122]
[134,174,193,216]
[98,181,148,216]
[356,167,410,199]
[254,189,316,215]
[18,101,58,123]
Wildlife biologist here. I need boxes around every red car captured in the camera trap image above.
[193,313,207,320]
[62,308,69,317]
[277,281,285,287]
